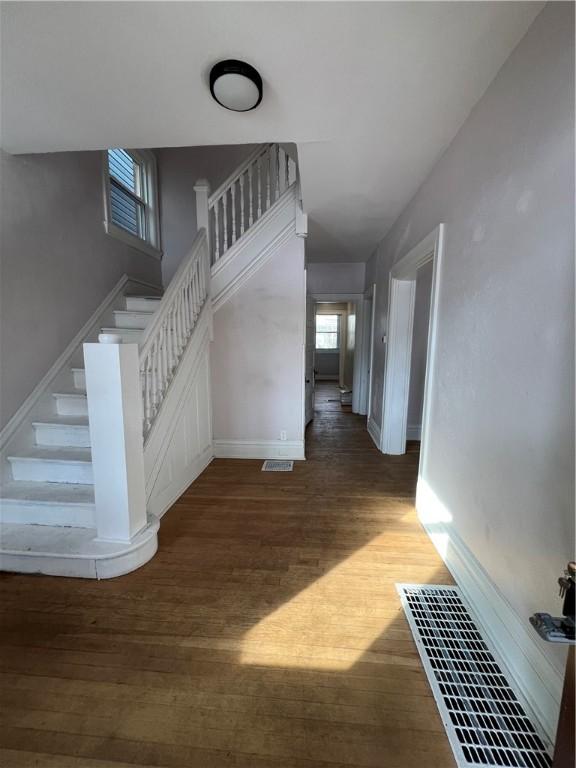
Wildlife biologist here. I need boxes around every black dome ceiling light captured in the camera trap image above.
[209,59,263,112]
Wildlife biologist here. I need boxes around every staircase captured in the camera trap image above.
[1,295,161,530]
[0,142,304,578]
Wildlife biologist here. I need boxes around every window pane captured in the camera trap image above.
[316,314,339,333]
[108,148,137,193]
[316,332,338,349]
[110,180,144,237]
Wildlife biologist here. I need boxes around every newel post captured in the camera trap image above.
[83,335,147,542]
[194,178,211,256]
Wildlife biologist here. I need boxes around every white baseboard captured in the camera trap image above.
[406,424,422,440]
[213,439,305,460]
[418,512,563,743]
[367,416,381,449]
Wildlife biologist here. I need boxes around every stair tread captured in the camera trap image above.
[53,391,87,399]
[101,327,142,333]
[7,446,92,463]
[124,295,162,300]
[114,309,155,316]
[0,481,94,504]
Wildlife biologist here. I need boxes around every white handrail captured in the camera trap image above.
[140,229,210,437]
[207,143,297,265]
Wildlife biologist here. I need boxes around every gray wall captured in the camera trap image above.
[307,262,365,294]
[212,235,305,445]
[156,144,257,285]
[366,2,574,678]
[407,260,433,430]
[0,149,162,430]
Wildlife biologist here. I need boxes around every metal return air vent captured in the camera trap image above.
[261,460,294,472]
[397,584,552,768]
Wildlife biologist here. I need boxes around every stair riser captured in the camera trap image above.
[8,459,93,484]
[125,297,161,312]
[0,500,95,528]
[72,369,86,391]
[54,395,88,417]
[34,424,91,448]
[100,328,143,343]
[113,311,153,330]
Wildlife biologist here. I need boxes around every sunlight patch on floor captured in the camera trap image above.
[239,537,442,671]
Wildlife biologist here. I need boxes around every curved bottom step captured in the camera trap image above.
[0,516,159,579]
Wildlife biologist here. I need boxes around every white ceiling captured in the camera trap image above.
[1,2,542,262]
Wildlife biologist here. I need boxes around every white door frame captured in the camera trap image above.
[358,284,376,418]
[380,224,444,459]
[310,292,365,411]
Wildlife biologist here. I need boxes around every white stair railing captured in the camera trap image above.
[139,230,210,437]
[206,144,297,265]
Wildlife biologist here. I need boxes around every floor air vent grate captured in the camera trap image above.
[397,584,552,768]
[261,460,294,472]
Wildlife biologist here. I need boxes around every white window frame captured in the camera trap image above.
[315,312,341,353]
[102,148,161,259]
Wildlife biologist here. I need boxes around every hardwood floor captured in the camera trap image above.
[0,383,455,767]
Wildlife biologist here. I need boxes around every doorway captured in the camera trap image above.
[380,225,444,465]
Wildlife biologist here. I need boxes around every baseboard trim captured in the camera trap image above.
[213,439,305,460]
[418,508,563,742]
[406,424,422,440]
[367,416,381,449]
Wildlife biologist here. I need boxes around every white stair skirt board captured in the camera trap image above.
[262,460,294,472]
[0,481,95,527]
[397,584,552,768]
[418,507,564,743]
[213,440,305,461]
[0,516,159,579]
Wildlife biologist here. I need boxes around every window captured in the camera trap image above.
[103,148,160,257]
[316,314,340,350]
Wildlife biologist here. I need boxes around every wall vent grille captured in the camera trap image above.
[397,584,552,768]
[261,460,294,472]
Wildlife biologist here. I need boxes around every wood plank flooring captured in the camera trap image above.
[0,383,455,767]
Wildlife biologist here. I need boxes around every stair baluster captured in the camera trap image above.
[248,165,254,228]
[239,173,245,236]
[202,143,298,267]
[231,182,237,244]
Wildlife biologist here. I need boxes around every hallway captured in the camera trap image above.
[0,383,455,768]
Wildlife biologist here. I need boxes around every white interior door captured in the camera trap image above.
[305,296,315,425]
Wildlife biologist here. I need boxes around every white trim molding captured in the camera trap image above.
[418,504,563,742]
[380,224,444,456]
[367,416,381,449]
[213,440,305,461]
[102,148,162,260]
